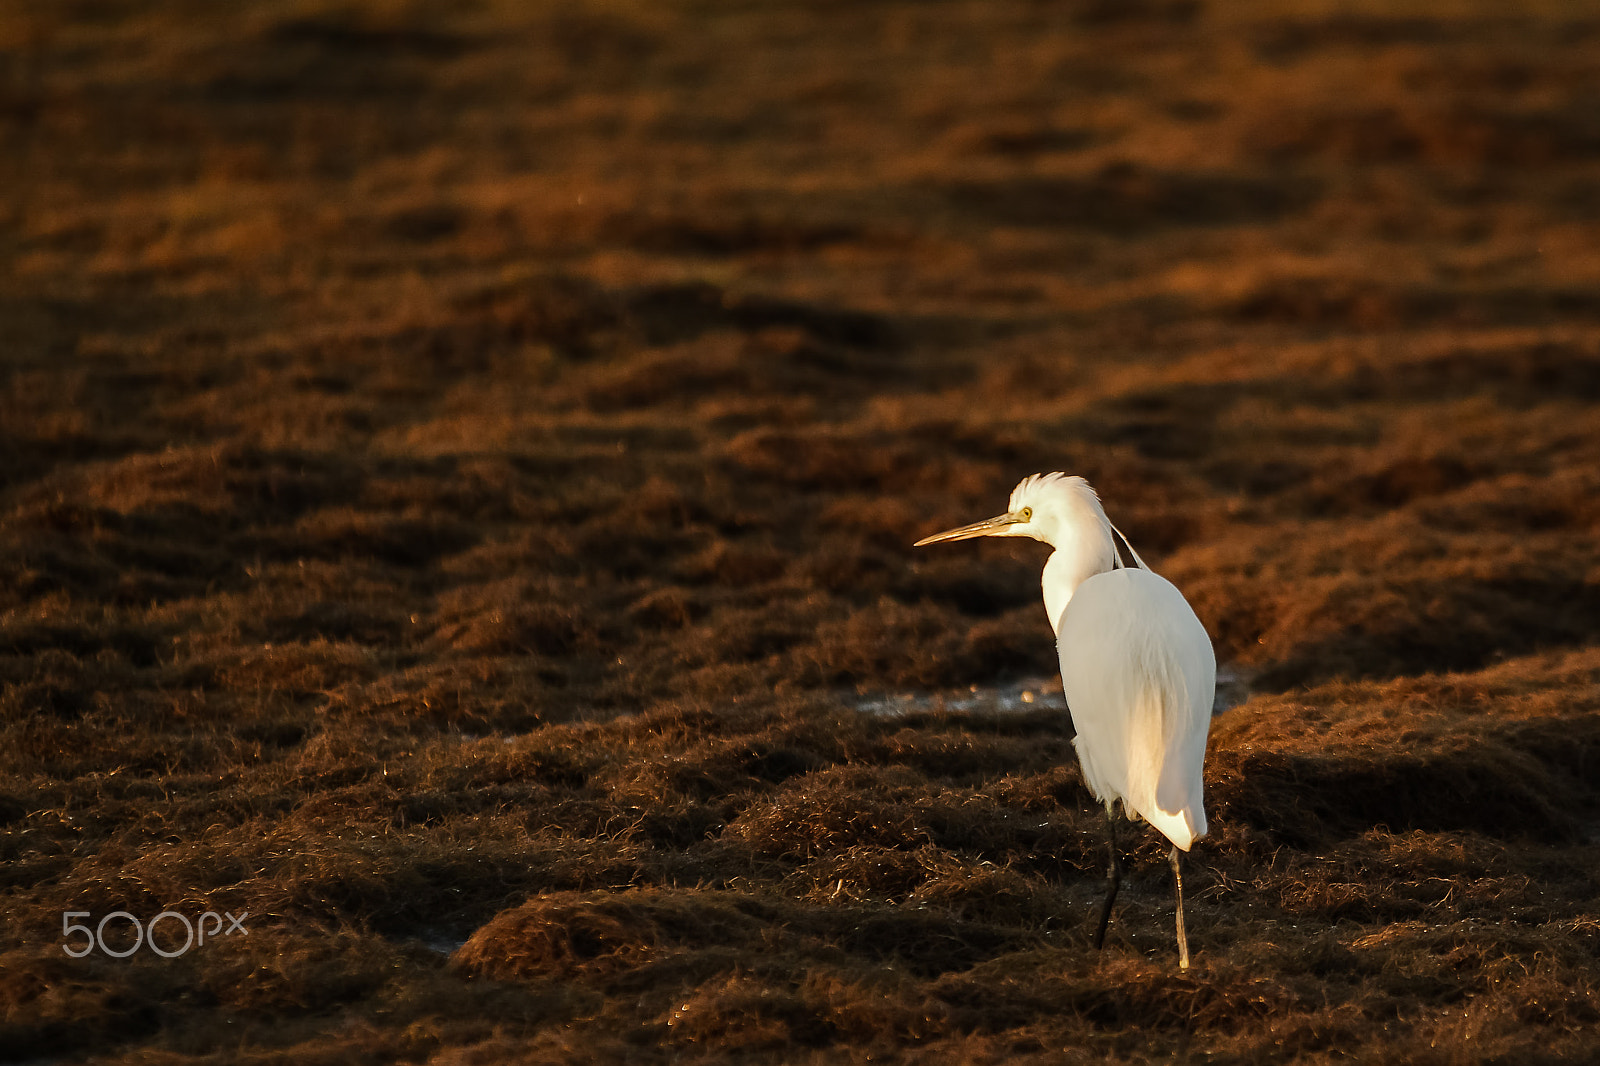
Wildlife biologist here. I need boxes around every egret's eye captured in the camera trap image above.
[1020,507,1032,521]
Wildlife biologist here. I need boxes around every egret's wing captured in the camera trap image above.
[1057,571,1148,808]
[1058,569,1215,850]
[1153,615,1215,820]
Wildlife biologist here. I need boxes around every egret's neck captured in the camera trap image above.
[1041,531,1118,635]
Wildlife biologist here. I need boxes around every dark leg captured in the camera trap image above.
[1092,808,1122,950]
[1171,844,1190,970]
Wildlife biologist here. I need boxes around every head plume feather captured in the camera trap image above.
[1008,472,1096,514]
[1008,473,1149,570]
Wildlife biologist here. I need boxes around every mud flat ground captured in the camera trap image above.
[3,1,1600,1062]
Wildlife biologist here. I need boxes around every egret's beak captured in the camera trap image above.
[914,512,1024,547]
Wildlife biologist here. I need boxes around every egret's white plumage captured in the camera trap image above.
[915,472,1215,966]
[1057,566,1212,850]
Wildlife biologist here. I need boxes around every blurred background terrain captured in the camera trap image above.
[2,0,1599,1062]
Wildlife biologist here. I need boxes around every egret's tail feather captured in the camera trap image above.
[1142,805,1203,852]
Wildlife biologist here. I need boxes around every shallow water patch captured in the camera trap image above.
[854,664,1251,721]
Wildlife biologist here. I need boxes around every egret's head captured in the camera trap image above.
[914,472,1101,548]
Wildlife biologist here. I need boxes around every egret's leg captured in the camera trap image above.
[1092,809,1121,951]
[1170,845,1190,971]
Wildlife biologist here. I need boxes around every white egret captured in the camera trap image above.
[915,473,1215,968]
